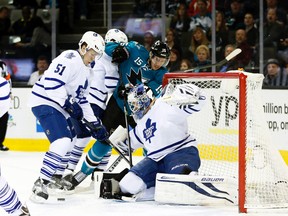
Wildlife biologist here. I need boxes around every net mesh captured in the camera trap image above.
[164,72,288,209]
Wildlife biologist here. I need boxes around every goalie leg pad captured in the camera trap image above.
[155,173,238,205]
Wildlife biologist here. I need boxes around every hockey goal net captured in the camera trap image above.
[162,71,288,213]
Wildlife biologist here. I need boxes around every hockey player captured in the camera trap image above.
[27,31,109,202]
[0,60,11,151]
[65,40,171,189]
[101,83,206,200]
[0,76,30,215]
[62,29,129,175]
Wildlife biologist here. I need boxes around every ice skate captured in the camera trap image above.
[18,204,30,216]
[30,178,49,203]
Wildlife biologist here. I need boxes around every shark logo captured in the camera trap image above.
[126,68,142,86]
[143,118,156,143]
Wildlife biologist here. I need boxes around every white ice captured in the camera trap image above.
[0,151,287,216]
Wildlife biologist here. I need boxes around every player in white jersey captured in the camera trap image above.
[0,76,30,215]
[59,29,129,180]
[100,83,206,200]
[27,31,109,202]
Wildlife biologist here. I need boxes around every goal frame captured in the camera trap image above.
[162,72,248,213]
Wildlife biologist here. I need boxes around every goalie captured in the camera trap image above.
[100,83,207,200]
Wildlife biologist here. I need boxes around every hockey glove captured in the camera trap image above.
[112,44,129,64]
[63,97,83,120]
[118,84,133,100]
[88,120,109,142]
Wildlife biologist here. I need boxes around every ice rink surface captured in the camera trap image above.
[0,151,287,216]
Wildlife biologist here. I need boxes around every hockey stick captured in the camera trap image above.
[122,100,133,168]
[82,119,132,166]
[184,48,242,73]
[107,155,123,172]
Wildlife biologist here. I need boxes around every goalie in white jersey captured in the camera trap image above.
[101,83,207,200]
[27,31,109,202]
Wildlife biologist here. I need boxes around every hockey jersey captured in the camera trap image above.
[28,50,97,122]
[0,77,10,118]
[105,41,168,114]
[129,92,206,161]
[87,52,119,110]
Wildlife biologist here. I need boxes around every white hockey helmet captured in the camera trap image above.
[0,60,9,78]
[105,29,128,43]
[79,31,105,57]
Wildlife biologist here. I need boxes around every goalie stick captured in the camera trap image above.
[82,118,132,167]
[184,48,242,73]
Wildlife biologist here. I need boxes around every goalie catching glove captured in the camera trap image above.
[112,44,129,64]
[160,83,201,106]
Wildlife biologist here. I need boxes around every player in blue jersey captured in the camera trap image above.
[64,40,171,189]
[100,83,206,200]
[0,75,30,215]
[27,31,109,202]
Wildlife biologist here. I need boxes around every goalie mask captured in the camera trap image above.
[79,31,105,59]
[127,84,151,120]
[105,29,128,44]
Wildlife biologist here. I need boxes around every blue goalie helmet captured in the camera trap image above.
[127,84,151,120]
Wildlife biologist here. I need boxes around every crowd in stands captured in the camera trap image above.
[0,0,288,87]
[132,0,288,87]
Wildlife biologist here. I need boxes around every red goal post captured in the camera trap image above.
[162,72,288,213]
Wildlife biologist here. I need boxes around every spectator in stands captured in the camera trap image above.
[233,28,253,68]
[243,12,258,48]
[187,0,212,17]
[225,0,245,32]
[143,30,156,51]
[184,26,210,62]
[277,26,288,66]
[265,0,287,26]
[207,10,229,62]
[169,3,191,40]
[189,0,212,33]
[218,44,240,72]
[191,44,211,72]
[0,6,11,37]
[180,58,193,71]
[10,6,43,43]
[263,8,285,47]
[27,55,49,86]
[165,28,183,58]
[263,58,288,87]
[167,48,181,72]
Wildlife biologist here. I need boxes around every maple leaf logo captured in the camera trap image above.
[143,118,157,143]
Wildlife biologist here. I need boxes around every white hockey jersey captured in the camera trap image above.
[28,50,97,122]
[0,77,10,118]
[88,52,119,110]
[129,93,206,161]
